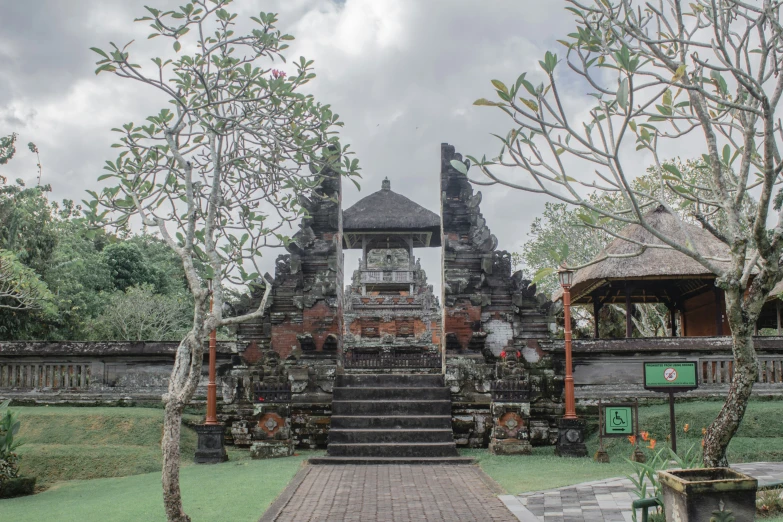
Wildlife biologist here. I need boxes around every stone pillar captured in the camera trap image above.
[249,402,294,459]
[488,401,532,455]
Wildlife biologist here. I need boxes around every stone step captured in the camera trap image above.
[327,442,460,458]
[332,386,450,401]
[329,429,454,444]
[308,456,475,465]
[332,400,451,416]
[330,415,452,430]
[336,374,444,388]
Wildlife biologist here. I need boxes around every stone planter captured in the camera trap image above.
[0,476,36,498]
[658,468,757,522]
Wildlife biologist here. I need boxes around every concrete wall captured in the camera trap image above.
[0,341,234,404]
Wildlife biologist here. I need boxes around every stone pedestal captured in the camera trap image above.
[194,423,228,464]
[250,403,294,459]
[489,402,532,455]
[249,439,295,459]
[554,417,587,458]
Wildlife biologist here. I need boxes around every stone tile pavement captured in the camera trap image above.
[500,462,783,522]
[260,464,518,522]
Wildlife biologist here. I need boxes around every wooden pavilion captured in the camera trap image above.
[553,206,732,338]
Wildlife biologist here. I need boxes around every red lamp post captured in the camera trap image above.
[558,266,577,420]
[194,279,227,463]
[555,265,587,457]
[205,279,218,426]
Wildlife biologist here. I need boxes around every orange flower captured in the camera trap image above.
[683,424,690,433]
[641,431,650,441]
[648,439,657,450]
[701,439,705,447]
[702,427,707,435]
[628,435,637,445]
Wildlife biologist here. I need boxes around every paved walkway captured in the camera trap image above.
[500,462,783,522]
[260,464,517,522]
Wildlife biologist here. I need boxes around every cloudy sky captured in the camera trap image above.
[0,0,626,292]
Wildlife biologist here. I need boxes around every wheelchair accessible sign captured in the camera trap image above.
[599,401,637,438]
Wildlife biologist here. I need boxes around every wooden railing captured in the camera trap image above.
[699,356,783,384]
[0,363,91,389]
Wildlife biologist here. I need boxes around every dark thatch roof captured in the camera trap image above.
[554,205,730,304]
[342,178,441,247]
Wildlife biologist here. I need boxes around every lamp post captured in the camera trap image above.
[558,267,577,420]
[194,279,227,463]
[205,279,218,425]
[555,265,587,457]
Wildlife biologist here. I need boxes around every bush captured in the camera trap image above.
[0,399,22,485]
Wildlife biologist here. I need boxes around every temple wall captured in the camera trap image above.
[440,143,561,446]
[0,341,234,404]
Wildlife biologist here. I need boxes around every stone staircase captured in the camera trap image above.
[309,374,473,464]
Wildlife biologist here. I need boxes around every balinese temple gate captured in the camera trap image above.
[214,143,561,462]
[2,144,782,461]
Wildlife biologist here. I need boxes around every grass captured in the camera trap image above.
[468,399,783,495]
[13,407,202,486]
[585,399,783,464]
[463,446,629,493]
[0,450,316,521]
[3,400,782,518]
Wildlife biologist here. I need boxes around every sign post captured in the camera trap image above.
[597,400,639,463]
[643,362,699,454]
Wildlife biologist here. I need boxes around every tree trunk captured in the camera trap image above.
[702,289,758,467]
[160,330,207,522]
[162,398,189,522]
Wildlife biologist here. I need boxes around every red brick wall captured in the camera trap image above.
[445,301,481,350]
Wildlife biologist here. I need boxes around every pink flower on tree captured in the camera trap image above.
[271,69,286,79]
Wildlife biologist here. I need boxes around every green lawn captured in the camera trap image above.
[13,406,202,486]
[1,450,315,521]
[2,400,781,519]
[469,399,783,495]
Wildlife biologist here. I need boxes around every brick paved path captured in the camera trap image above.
[500,462,783,522]
[260,464,518,522]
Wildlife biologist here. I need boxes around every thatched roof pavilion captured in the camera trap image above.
[554,206,731,338]
[343,178,441,249]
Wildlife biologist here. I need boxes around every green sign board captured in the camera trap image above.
[643,362,698,391]
[604,406,633,435]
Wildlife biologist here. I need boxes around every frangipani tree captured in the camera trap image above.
[466,0,783,467]
[87,2,359,520]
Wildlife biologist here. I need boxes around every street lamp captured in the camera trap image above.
[205,279,218,425]
[555,264,587,457]
[557,266,576,420]
[194,278,227,463]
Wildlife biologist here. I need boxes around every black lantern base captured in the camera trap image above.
[555,418,588,458]
[194,423,228,464]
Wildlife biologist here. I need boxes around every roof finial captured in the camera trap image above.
[382,177,391,191]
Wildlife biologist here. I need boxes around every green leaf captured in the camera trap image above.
[473,98,504,107]
[520,98,539,112]
[662,164,682,179]
[532,267,556,286]
[722,144,731,166]
[491,79,509,94]
[450,159,468,175]
[90,47,110,60]
[173,41,181,53]
[617,77,629,110]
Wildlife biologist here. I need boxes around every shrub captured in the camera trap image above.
[0,399,21,485]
